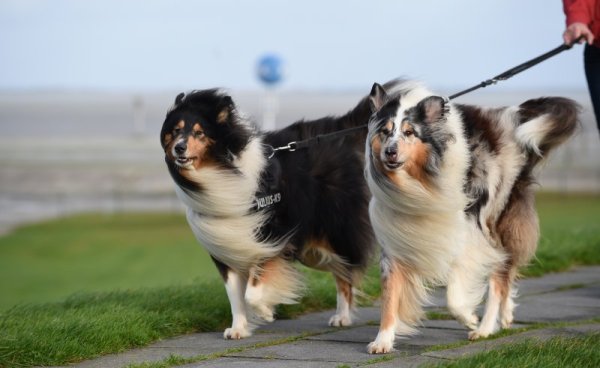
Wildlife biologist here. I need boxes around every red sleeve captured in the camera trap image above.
[563,0,594,26]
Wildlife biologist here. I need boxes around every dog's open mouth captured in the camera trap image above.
[175,156,195,167]
[384,160,403,170]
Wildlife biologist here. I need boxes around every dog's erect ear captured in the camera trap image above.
[417,96,447,124]
[369,83,388,112]
[216,95,234,124]
[175,92,185,105]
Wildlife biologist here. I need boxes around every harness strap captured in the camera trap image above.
[269,39,583,157]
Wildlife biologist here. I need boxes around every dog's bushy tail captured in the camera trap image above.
[515,97,579,158]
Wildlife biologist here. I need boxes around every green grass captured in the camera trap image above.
[0,213,218,310]
[525,193,600,276]
[0,284,231,367]
[0,192,598,367]
[429,333,600,368]
[424,318,600,354]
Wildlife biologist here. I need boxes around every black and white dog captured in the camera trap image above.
[160,88,381,339]
[365,81,578,353]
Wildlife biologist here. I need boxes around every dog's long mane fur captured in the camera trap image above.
[365,80,578,352]
[161,86,383,293]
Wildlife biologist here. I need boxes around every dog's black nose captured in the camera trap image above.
[174,142,187,155]
[384,146,398,160]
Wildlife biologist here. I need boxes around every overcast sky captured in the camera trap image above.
[0,0,586,92]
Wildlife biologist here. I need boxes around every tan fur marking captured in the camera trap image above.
[176,120,185,129]
[496,183,539,267]
[403,140,429,186]
[249,266,263,287]
[370,136,386,173]
[491,269,511,301]
[184,134,214,170]
[299,238,353,283]
[163,133,172,148]
[335,276,353,307]
[378,260,425,333]
[379,271,400,331]
[299,238,336,270]
[217,109,229,124]
[192,123,203,134]
[253,258,281,284]
[385,138,431,189]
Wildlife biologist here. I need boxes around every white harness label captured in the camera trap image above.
[256,193,282,210]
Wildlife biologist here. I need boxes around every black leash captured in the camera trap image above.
[449,37,583,100]
[268,39,583,158]
[266,125,366,158]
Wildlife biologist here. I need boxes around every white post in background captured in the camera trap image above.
[257,53,284,131]
[132,94,146,137]
[262,89,278,131]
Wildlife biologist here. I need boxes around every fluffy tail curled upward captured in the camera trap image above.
[515,97,579,157]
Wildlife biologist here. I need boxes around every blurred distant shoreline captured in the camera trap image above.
[0,88,595,137]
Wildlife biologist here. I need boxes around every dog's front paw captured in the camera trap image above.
[223,327,251,340]
[462,313,479,330]
[468,329,490,341]
[500,313,513,329]
[367,339,394,354]
[328,313,352,327]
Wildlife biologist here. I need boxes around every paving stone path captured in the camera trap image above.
[62,266,600,368]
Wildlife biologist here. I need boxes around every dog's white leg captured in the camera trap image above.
[368,259,399,354]
[500,285,516,329]
[497,266,518,329]
[367,273,398,354]
[245,265,275,322]
[446,264,479,330]
[368,259,422,354]
[446,256,486,330]
[223,270,252,339]
[469,277,501,340]
[329,276,353,327]
[244,258,303,323]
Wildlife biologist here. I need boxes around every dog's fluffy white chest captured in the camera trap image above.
[174,138,284,272]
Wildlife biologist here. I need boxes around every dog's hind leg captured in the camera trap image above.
[468,274,503,340]
[467,248,512,340]
[496,265,518,329]
[495,181,539,330]
[446,238,497,331]
[329,274,354,327]
[245,257,304,323]
[447,232,505,338]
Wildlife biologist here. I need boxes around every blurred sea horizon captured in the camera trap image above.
[1,88,598,234]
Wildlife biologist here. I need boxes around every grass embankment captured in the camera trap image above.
[0,193,598,367]
[430,333,600,368]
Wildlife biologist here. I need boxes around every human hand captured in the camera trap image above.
[563,22,594,45]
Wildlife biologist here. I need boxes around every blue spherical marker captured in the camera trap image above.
[257,54,284,86]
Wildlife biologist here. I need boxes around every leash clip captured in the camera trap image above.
[266,141,297,159]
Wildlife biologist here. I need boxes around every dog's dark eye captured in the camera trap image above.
[404,130,414,137]
[194,131,204,138]
[173,127,182,134]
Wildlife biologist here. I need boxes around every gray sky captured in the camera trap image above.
[0,0,585,92]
